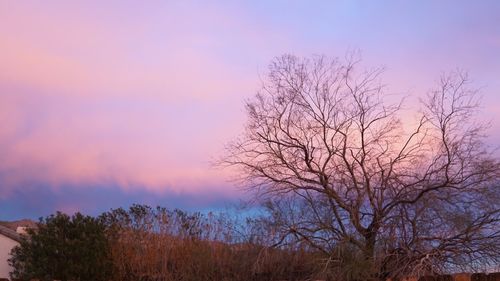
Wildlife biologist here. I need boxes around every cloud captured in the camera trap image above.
[0,2,272,196]
[0,87,242,196]
[0,181,244,220]
[1,1,499,216]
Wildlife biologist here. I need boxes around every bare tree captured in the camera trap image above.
[223,54,500,280]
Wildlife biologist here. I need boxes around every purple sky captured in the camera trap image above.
[1,1,499,220]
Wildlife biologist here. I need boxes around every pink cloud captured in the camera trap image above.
[1,1,499,202]
[0,2,272,196]
[0,3,277,198]
[0,91,239,195]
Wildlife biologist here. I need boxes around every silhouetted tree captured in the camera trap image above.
[9,212,112,281]
[223,54,500,280]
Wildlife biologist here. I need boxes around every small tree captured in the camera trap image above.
[9,212,112,281]
[224,54,500,280]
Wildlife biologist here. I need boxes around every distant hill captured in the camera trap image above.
[0,219,37,231]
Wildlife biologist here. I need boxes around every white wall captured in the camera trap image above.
[0,234,19,279]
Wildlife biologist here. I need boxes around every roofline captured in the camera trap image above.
[0,224,22,243]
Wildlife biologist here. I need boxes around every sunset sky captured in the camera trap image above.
[1,1,499,219]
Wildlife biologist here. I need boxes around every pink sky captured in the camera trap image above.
[1,1,499,218]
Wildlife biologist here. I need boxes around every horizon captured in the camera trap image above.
[1,1,500,220]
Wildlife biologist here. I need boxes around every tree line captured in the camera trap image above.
[9,205,323,281]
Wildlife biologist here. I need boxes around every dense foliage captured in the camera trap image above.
[8,203,499,281]
[9,212,112,281]
[99,204,321,281]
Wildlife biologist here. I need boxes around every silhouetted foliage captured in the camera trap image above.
[99,204,320,281]
[8,212,112,281]
[7,204,499,281]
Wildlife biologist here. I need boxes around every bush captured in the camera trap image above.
[9,212,112,281]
